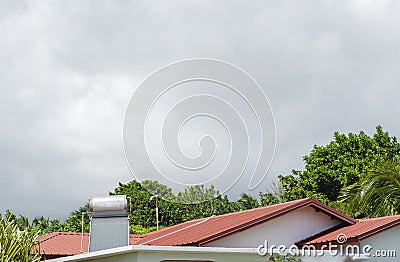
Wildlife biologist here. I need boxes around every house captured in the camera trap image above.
[39,198,399,262]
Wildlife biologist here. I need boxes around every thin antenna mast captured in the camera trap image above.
[80,212,85,253]
[150,195,159,230]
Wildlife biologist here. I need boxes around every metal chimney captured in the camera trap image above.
[88,195,129,252]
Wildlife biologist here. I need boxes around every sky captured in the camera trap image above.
[1,0,400,219]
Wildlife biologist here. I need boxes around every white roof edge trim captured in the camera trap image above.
[47,245,259,262]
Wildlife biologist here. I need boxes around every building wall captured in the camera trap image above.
[205,206,342,248]
[360,225,399,262]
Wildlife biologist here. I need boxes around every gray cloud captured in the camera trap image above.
[1,0,400,219]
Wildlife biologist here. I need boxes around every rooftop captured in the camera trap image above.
[38,232,140,258]
[135,197,356,246]
[301,214,400,246]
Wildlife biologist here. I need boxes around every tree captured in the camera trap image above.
[259,182,286,206]
[111,180,156,228]
[237,193,260,210]
[338,158,400,218]
[64,204,90,233]
[110,180,242,231]
[268,254,302,262]
[0,219,42,261]
[29,204,90,235]
[274,126,400,205]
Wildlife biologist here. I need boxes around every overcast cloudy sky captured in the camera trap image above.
[1,0,400,219]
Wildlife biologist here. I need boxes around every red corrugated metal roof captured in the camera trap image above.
[38,198,371,256]
[135,198,356,246]
[303,215,400,245]
[38,232,140,256]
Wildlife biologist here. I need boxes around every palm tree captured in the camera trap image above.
[338,158,400,218]
[32,216,51,232]
[0,219,42,261]
[16,215,31,230]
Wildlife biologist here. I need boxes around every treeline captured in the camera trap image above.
[2,126,400,235]
[0,205,90,235]
[1,181,271,235]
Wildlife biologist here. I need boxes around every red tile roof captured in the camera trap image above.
[38,232,89,256]
[302,215,400,246]
[38,232,140,257]
[134,198,356,246]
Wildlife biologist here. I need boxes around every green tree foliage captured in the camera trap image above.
[273,126,400,205]
[259,182,285,206]
[1,204,91,237]
[111,180,155,228]
[31,216,61,234]
[64,204,90,233]
[130,224,161,235]
[338,158,400,218]
[111,180,244,231]
[268,254,302,262]
[0,218,42,261]
[237,193,260,209]
[29,204,91,234]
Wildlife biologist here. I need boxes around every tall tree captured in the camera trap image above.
[274,126,400,205]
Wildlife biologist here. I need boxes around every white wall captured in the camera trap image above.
[360,225,400,262]
[205,206,342,248]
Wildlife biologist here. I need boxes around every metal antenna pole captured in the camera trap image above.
[80,212,85,253]
[150,195,159,230]
[155,196,159,231]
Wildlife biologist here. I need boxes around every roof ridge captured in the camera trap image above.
[140,217,208,237]
[358,214,400,222]
[210,198,310,218]
[63,232,89,235]
[38,232,63,244]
